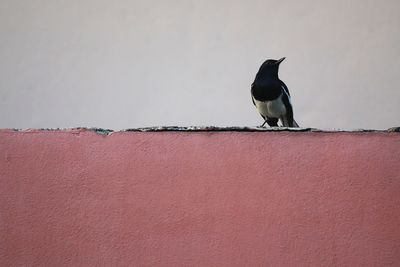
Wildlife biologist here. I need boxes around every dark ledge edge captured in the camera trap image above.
[5,126,400,135]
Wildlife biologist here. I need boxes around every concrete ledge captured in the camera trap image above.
[1,128,399,266]
[4,126,400,135]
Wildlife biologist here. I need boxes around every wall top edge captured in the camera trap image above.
[1,126,399,135]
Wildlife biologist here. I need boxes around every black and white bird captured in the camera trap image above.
[251,57,299,127]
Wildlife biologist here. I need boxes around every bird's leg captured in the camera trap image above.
[260,120,267,127]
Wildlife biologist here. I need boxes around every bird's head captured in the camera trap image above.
[258,57,285,77]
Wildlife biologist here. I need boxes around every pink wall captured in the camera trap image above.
[1,129,399,266]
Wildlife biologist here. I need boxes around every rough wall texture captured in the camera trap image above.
[0,129,399,266]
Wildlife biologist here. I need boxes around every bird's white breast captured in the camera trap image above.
[253,94,286,118]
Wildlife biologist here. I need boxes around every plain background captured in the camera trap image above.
[0,0,399,130]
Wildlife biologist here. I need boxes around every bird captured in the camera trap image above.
[251,57,299,127]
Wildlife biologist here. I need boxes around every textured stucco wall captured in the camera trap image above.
[0,129,400,266]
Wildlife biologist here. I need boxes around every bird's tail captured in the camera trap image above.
[292,120,299,127]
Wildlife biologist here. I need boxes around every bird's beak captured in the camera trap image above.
[277,57,286,64]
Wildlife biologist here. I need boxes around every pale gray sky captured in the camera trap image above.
[1,0,399,130]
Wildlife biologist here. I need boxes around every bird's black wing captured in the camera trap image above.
[281,90,295,127]
[251,83,256,106]
[279,80,290,97]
